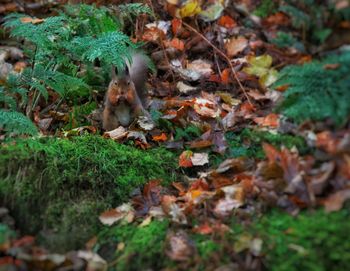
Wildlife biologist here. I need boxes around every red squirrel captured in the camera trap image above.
[103,52,151,131]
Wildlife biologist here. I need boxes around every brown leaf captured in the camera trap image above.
[324,189,350,212]
[20,17,44,24]
[166,231,196,261]
[224,36,248,57]
[99,203,134,226]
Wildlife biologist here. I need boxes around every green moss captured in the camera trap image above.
[255,209,350,271]
[219,128,308,164]
[0,135,177,251]
[97,220,169,270]
[94,208,349,270]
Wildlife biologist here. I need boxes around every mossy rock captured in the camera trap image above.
[0,135,177,251]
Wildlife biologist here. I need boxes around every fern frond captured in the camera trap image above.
[0,110,38,135]
[23,65,90,99]
[4,14,67,48]
[118,3,153,17]
[71,31,139,71]
[62,4,121,35]
[279,5,311,29]
[274,51,350,126]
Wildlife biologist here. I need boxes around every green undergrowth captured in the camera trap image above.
[95,208,350,271]
[211,128,308,166]
[0,135,176,251]
[275,51,350,126]
[97,220,170,270]
[254,208,350,271]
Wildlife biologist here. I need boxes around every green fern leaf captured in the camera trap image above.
[0,110,38,135]
[274,51,350,126]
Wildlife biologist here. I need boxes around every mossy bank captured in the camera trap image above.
[96,208,350,271]
[0,135,177,251]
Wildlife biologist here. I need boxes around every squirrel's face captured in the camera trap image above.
[108,76,136,106]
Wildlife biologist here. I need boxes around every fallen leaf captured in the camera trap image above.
[166,231,196,261]
[324,189,350,212]
[218,15,237,28]
[253,113,279,128]
[103,126,128,140]
[225,36,248,57]
[99,203,134,226]
[152,133,168,142]
[199,2,224,22]
[190,152,209,166]
[179,0,202,18]
[176,81,197,94]
[164,38,185,51]
[20,17,44,24]
[193,98,220,118]
[193,223,213,235]
[179,150,193,167]
[243,54,278,87]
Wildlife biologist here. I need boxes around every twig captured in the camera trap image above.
[182,21,252,104]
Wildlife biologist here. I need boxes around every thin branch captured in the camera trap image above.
[182,21,252,105]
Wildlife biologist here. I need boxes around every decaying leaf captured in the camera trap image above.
[190,152,209,166]
[166,230,196,261]
[225,36,248,57]
[243,54,278,87]
[99,203,134,226]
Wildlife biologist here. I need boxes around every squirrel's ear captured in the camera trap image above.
[111,65,117,78]
[113,64,130,79]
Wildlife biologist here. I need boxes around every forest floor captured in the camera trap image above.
[0,1,350,270]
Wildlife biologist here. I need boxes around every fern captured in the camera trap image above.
[274,51,350,126]
[2,3,152,138]
[0,74,28,110]
[4,14,67,49]
[70,31,139,71]
[0,110,38,136]
[4,4,149,79]
[24,65,90,99]
[118,3,153,17]
[62,4,121,35]
[253,0,277,18]
[279,5,311,29]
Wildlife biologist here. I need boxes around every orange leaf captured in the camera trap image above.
[193,223,213,235]
[153,133,167,142]
[221,68,231,84]
[253,113,279,127]
[179,150,193,167]
[218,15,237,29]
[20,17,44,24]
[172,18,182,35]
[165,38,185,51]
[142,27,164,42]
[275,84,289,92]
